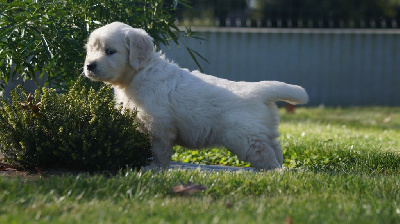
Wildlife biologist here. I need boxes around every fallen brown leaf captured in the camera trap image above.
[172,181,207,195]
[285,216,293,224]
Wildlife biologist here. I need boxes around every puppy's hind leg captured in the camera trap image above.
[246,136,281,170]
[223,128,281,171]
[270,137,283,166]
[267,103,283,165]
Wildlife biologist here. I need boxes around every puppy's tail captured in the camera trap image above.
[255,81,308,105]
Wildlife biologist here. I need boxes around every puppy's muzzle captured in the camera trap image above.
[86,62,97,72]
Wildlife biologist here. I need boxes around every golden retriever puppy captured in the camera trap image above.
[84,22,308,170]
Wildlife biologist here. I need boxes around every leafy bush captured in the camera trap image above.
[0,0,202,94]
[0,78,152,170]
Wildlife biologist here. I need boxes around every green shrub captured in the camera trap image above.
[0,78,152,170]
[0,0,201,94]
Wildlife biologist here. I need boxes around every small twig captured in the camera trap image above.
[34,167,47,177]
[0,161,21,171]
[20,93,41,116]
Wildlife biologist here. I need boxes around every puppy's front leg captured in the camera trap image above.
[144,131,176,170]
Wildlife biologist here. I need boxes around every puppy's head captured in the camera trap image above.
[84,22,154,85]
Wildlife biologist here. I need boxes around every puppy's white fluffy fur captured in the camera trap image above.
[84,22,308,170]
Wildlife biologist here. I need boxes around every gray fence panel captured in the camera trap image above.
[160,28,400,106]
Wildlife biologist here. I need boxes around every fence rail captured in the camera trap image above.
[161,27,400,106]
[176,17,400,29]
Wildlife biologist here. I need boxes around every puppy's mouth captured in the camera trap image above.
[85,71,101,80]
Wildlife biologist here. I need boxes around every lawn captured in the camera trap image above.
[1,107,399,223]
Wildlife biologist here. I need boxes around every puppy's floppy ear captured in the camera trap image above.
[125,28,154,70]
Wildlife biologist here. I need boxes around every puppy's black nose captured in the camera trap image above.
[87,62,97,71]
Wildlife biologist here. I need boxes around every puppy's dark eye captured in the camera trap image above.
[105,48,116,55]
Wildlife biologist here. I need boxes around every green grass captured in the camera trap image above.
[1,107,400,223]
[173,107,400,174]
